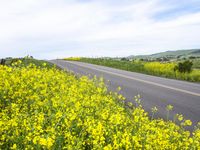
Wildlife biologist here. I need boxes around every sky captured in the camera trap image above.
[0,0,200,59]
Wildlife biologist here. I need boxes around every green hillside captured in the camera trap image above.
[129,49,200,59]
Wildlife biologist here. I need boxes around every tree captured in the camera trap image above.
[188,56,196,59]
[174,60,193,73]
[0,59,6,65]
[121,57,129,61]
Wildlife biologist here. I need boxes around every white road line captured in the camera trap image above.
[63,61,200,97]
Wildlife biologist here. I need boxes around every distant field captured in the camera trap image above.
[64,57,200,82]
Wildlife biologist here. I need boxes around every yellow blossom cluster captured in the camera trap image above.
[64,57,81,61]
[144,62,200,81]
[0,64,200,149]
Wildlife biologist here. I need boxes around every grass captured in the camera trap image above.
[2,57,54,69]
[66,57,146,73]
[65,57,200,82]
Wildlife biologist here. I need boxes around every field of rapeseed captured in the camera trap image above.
[0,61,200,149]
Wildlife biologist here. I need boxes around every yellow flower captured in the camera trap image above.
[39,138,47,146]
[166,104,173,111]
[184,120,192,126]
[0,62,199,149]
[177,114,183,121]
[46,137,54,148]
[104,144,112,150]
[11,144,17,149]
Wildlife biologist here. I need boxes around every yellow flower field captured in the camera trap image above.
[0,63,200,149]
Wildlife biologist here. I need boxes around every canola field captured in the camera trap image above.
[0,62,200,149]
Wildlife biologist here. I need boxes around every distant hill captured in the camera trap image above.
[128,49,200,59]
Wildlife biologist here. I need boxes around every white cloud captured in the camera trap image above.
[0,0,200,59]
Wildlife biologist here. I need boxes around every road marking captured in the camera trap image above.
[60,60,200,97]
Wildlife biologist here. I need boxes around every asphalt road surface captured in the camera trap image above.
[50,59,200,131]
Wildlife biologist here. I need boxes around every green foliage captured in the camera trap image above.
[3,57,54,69]
[121,57,129,61]
[192,59,200,69]
[0,59,6,65]
[175,60,193,73]
[79,58,145,73]
[70,58,200,82]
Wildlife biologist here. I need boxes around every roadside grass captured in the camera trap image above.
[65,57,200,82]
[1,61,200,149]
[2,57,54,69]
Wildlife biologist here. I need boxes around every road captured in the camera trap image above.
[50,59,200,131]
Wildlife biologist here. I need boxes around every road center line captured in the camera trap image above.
[64,61,200,97]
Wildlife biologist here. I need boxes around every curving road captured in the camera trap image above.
[50,59,200,131]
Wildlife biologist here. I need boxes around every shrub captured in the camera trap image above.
[0,59,6,65]
[121,57,129,61]
[175,60,193,73]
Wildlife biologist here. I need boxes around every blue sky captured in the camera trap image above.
[0,0,200,59]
